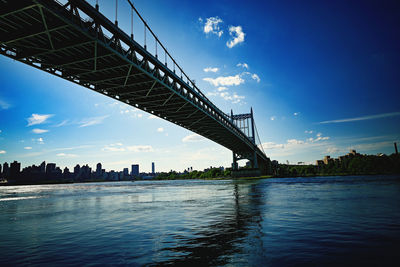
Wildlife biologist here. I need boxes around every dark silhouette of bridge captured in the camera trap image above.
[0,0,271,175]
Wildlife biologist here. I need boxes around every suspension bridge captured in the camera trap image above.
[0,0,271,175]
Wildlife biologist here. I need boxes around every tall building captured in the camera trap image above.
[96,163,102,177]
[40,161,46,174]
[152,162,155,174]
[131,164,139,176]
[3,162,9,179]
[10,161,21,179]
[123,168,129,177]
[46,163,56,175]
[0,163,2,178]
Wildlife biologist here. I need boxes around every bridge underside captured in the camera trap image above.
[0,0,270,174]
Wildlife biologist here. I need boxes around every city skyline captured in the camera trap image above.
[1,0,400,172]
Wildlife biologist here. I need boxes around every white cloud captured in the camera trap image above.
[126,145,154,152]
[102,143,125,152]
[270,116,276,121]
[261,142,284,149]
[226,25,245,48]
[204,67,219,73]
[203,74,244,87]
[157,127,164,132]
[319,112,400,124]
[182,134,205,143]
[79,115,109,127]
[237,63,249,69]
[251,73,260,83]
[54,120,69,127]
[56,153,77,158]
[0,150,6,154]
[202,16,223,37]
[35,137,44,144]
[103,146,125,152]
[32,128,49,134]
[305,130,313,134]
[218,91,245,104]
[0,98,11,110]
[24,147,32,150]
[27,114,53,126]
[326,147,340,154]
[294,112,299,116]
[317,132,322,137]
[0,130,2,133]
[137,114,143,118]
[217,86,228,92]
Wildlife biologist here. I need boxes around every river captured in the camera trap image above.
[0,175,399,266]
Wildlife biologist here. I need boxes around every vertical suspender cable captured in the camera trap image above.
[144,24,146,49]
[130,7,133,39]
[115,0,118,25]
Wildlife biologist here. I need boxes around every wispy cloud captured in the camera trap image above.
[0,150,6,154]
[203,74,244,87]
[226,25,245,48]
[32,128,49,134]
[270,116,276,121]
[182,134,205,143]
[34,137,44,144]
[56,153,77,158]
[294,112,299,116]
[79,115,109,127]
[217,86,228,92]
[204,67,219,73]
[157,127,164,133]
[200,16,223,37]
[251,73,260,83]
[320,112,400,124]
[54,120,69,127]
[305,130,313,134]
[127,145,154,152]
[0,98,11,110]
[27,114,53,126]
[24,146,32,150]
[237,63,249,69]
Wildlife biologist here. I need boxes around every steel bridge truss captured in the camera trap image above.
[0,0,269,170]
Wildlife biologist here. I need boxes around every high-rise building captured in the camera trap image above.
[40,161,46,174]
[2,162,9,179]
[96,163,102,177]
[152,162,155,174]
[0,163,2,178]
[10,161,21,179]
[131,164,139,176]
[123,168,129,177]
[46,163,56,175]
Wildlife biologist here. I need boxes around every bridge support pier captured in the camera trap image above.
[232,152,238,171]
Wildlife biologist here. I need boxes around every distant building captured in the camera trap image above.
[123,168,129,177]
[323,156,331,165]
[46,163,56,175]
[10,161,21,179]
[316,160,324,166]
[96,163,102,177]
[152,162,155,174]
[131,164,139,176]
[3,162,10,179]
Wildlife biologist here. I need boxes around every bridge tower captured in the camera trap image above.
[230,108,269,177]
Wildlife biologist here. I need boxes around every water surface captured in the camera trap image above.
[1,175,399,266]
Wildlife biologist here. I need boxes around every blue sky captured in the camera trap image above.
[1,0,399,172]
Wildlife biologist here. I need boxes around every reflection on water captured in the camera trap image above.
[0,176,399,266]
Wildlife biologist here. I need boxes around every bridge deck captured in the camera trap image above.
[0,0,268,162]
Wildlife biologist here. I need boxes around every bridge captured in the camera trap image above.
[0,0,271,175]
